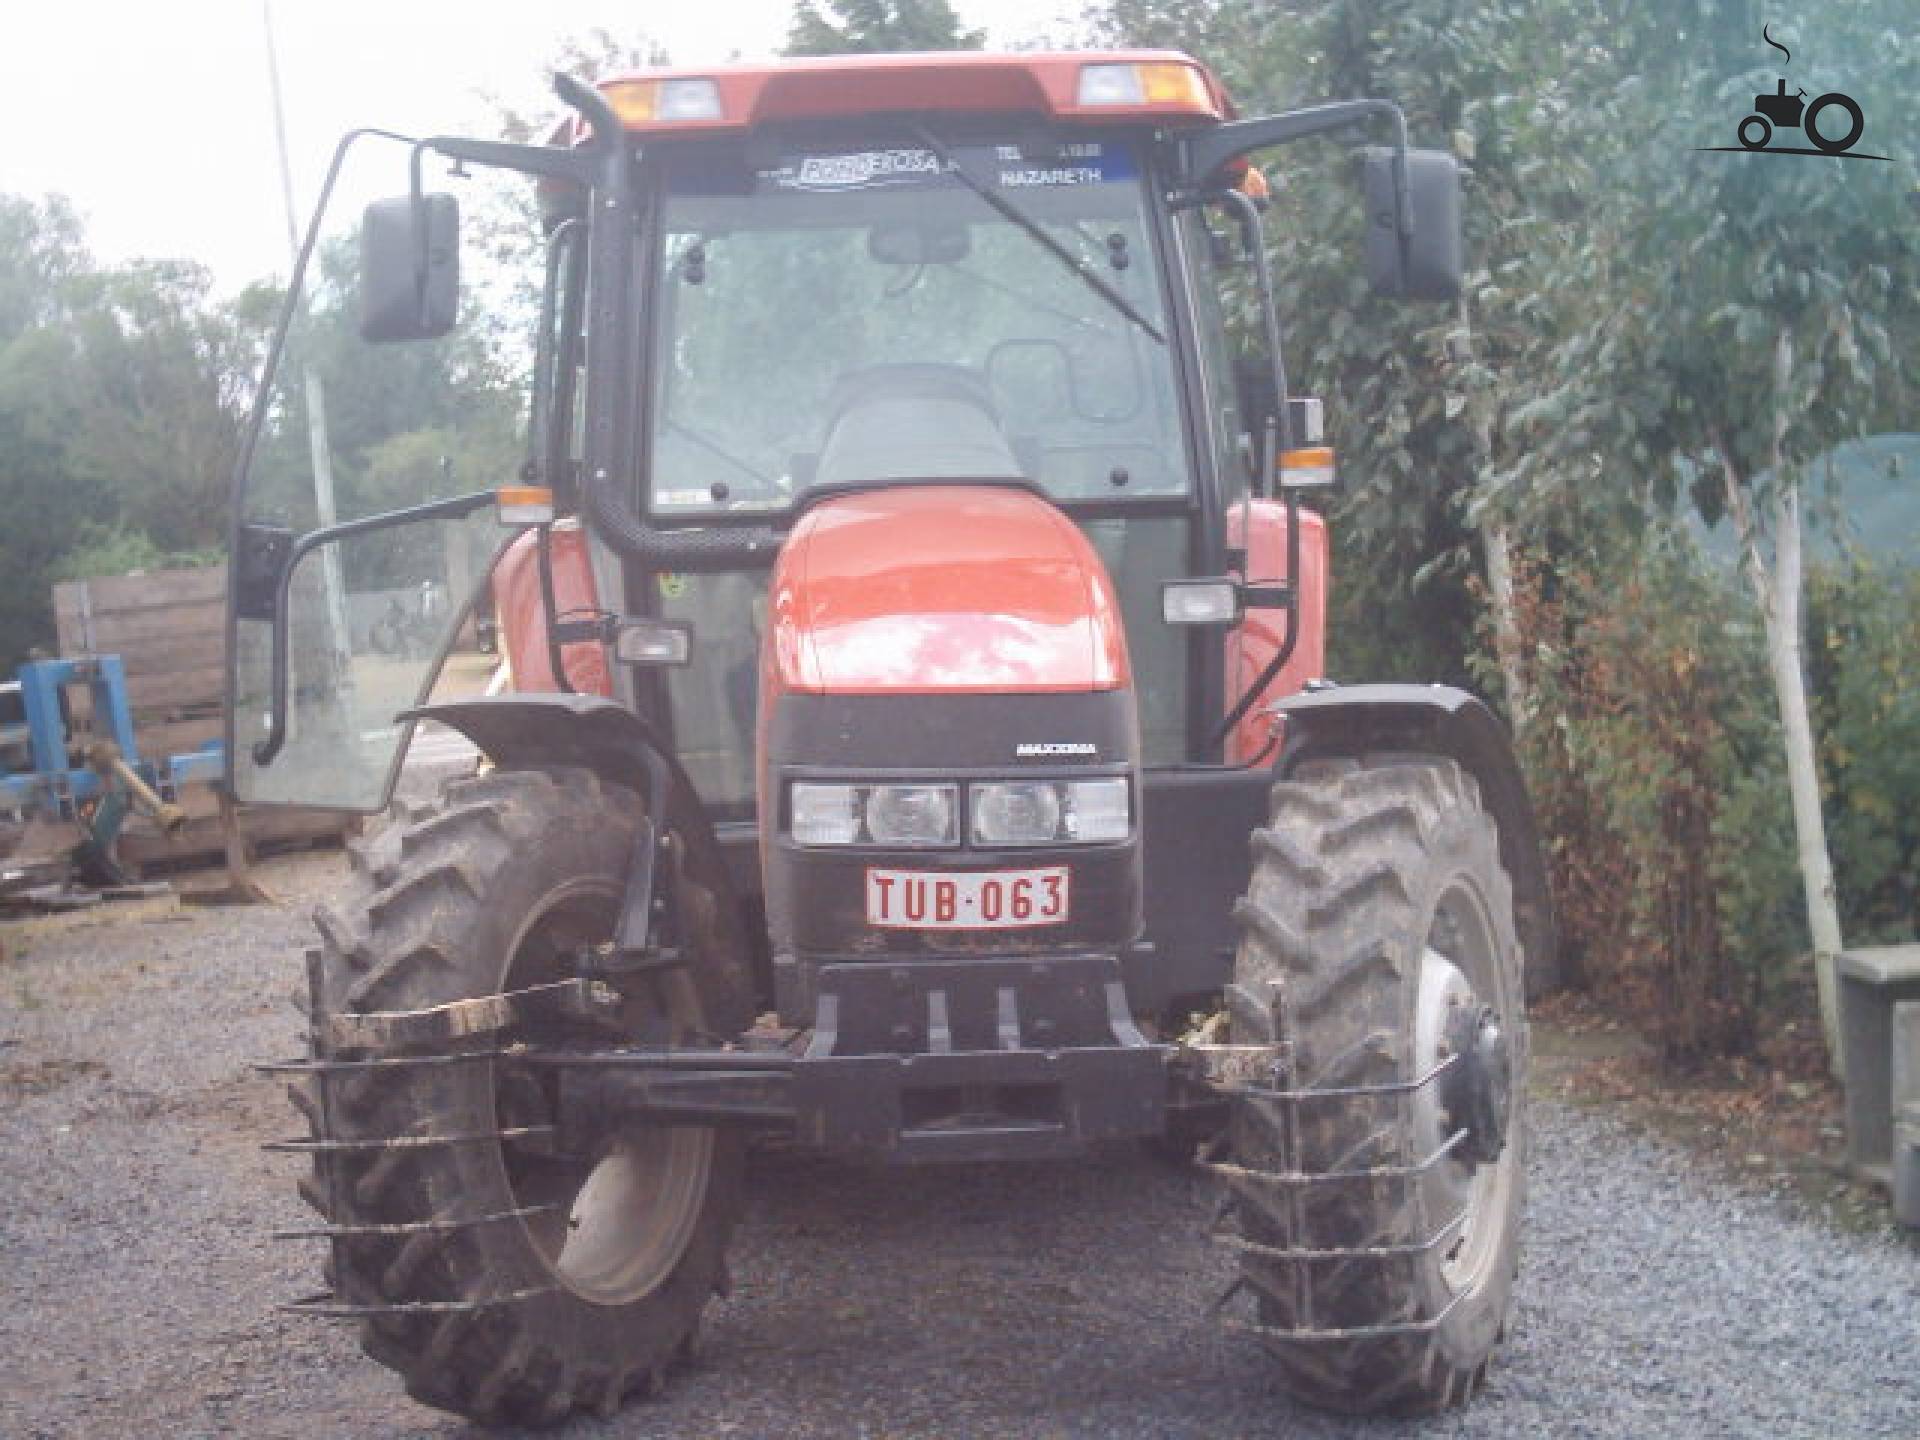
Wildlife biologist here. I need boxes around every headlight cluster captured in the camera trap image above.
[791,783,957,848]
[790,778,1129,849]
[972,779,1129,845]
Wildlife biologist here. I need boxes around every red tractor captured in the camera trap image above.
[230,50,1551,1425]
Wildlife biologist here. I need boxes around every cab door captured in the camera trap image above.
[225,137,536,811]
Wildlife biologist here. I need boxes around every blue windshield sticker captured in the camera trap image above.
[993,141,1137,187]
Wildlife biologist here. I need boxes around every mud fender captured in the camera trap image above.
[1269,684,1560,998]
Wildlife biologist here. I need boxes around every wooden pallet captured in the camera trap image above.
[116,801,361,873]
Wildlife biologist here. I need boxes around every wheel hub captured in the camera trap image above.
[1412,925,1517,1296]
[1440,1003,1511,1165]
[500,876,716,1308]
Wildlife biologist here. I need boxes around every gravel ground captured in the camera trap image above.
[3,840,1918,1440]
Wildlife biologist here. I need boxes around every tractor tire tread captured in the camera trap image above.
[297,765,740,1428]
[1225,758,1526,1416]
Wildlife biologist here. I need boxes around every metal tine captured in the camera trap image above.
[1200,1128,1468,1187]
[1206,1274,1249,1321]
[263,1124,555,1154]
[1220,1290,1467,1344]
[1236,1053,1459,1105]
[281,1284,558,1318]
[255,1050,509,1076]
[1211,1207,1468,1263]
[272,1202,561,1240]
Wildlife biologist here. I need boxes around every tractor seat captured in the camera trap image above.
[813,363,1026,487]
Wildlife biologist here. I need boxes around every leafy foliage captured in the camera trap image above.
[0,198,264,667]
[1499,537,1800,1063]
[53,522,221,582]
[1809,559,1920,943]
[1507,7,1920,520]
[1080,0,1920,1060]
[786,0,984,56]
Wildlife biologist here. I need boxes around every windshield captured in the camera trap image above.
[647,138,1189,514]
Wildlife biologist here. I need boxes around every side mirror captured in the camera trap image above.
[360,194,460,342]
[1361,147,1461,302]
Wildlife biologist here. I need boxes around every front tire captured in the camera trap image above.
[291,767,743,1426]
[1219,758,1526,1414]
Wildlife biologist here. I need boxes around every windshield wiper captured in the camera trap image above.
[909,124,1165,346]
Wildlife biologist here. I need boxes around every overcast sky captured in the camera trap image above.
[0,0,1085,292]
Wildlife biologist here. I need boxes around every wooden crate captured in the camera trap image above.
[51,564,355,872]
[53,566,227,759]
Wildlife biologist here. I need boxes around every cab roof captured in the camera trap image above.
[574,50,1232,140]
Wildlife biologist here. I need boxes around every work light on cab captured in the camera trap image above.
[1076,61,1211,109]
[601,77,723,125]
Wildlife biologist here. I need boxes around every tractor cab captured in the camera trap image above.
[228,53,1456,816]
[228,52,1468,1008]
[233,50,1544,1429]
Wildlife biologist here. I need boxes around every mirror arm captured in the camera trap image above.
[251,490,497,766]
[1209,186,1294,458]
[1183,99,1414,252]
[228,130,419,516]
[1184,98,1408,183]
[422,136,599,186]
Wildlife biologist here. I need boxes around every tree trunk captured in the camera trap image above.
[1482,522,1531,729]
[1716,330,1847,1070]
[1760,482,1846,1067]
[1457,293,1531,731]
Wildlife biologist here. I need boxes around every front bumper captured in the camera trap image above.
[790,953,1166,1160]
[551,953,1167,1164]
[316,954,1168,1165]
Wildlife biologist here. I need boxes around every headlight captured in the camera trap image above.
[971,781,1062,846]
[791,783,862,846]
[790,782,958,847]
[865,785,957,847]
[971,777,1130,846]
[1063,777,1130,842]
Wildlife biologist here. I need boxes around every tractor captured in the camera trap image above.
[229,49,1552,1426]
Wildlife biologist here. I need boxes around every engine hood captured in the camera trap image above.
[766,485,1131,695]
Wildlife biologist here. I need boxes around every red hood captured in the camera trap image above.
[767,486,1131,695]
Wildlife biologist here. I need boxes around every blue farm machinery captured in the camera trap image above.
[1,654,225,900]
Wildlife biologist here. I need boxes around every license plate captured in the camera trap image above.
[866,867,1070,930]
